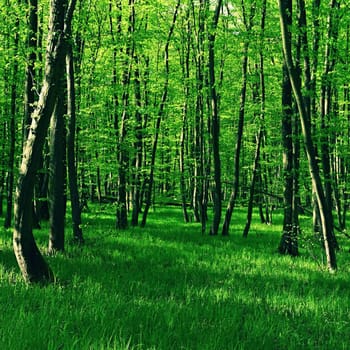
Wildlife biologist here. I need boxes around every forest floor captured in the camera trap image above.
[1,205,350,349]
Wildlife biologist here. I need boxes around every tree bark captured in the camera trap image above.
[278,0,337,271]
[243,130,262,238]
[4,10,19,229]
[278,62,298,255]
[131,55,143,226]
[207,0,223,236]
[66,31,84,243]
[319,0,340,249]
[13,0,74,283]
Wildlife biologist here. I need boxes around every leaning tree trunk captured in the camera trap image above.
[13,0,74,283]
[278,0,337,271]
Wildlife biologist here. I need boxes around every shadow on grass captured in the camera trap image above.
[1,205,347,349]
[46,226,350,349]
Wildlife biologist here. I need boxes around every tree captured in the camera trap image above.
[207,0,223,236]
[278,0,337,271]
[66,12,84,243]
[141,0,181,227]
[13,0,76,283]
[48,86,67,253]
[4,3,20,229]
[222,0,254,236]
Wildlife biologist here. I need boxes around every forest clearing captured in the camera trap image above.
[1,205,350,349]
[1,0,350,347]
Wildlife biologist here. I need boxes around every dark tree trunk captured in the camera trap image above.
[131,56,143,227]
[23,0,43,229]
[66,23,84,244]
[191,0,206,224]
[319,0,340,249]
[4,11,19,229]
[243,130,263,238]
[279,0,298,255]
[116,0,135,230]
[13,0,75,283]
[207,0,223,236]
[48,92,66,253]
[178,18,190,224]
[278,60,298,255]
[278,0,337,271]
[0,123,5,216]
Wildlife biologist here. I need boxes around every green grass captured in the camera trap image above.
[1,205,350,349]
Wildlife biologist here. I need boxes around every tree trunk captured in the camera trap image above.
[48,92,66,253]
[116,0,135,230]
[141,0,180,227]
[13,0,75,283]
[278,59,298,255]
[131,56,143,226]
[221,40,248,236]
[222,4,254,235]
[243,130,262,238]
[66,36,84,244]
[318,0,340,249]
[24,0,38,139]
[4,11,19,229]
[278,0,337,271]
[207,0,223,236]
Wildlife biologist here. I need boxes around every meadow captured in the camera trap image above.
[1,205,350,349]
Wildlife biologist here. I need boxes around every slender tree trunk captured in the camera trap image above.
[66,22,84,244]
[191,0,206,225]
[4,10,19,229]
[278,60,298,255]
[24,0,38,139]
[0,122,5,216]
[131,56,143,226]
[179,112,190,224]
[13,0,75,283]
[207,0,223,236]
[23,0,42,229]
[243,130,262,238]
[178,7,191,224]
[278,0,337,271]
[319,0,340,249]
[116,0,135,230]
[242,3,266,236]
[48,91,66,253]
[221,6,252,235]
[141,0,180,227]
